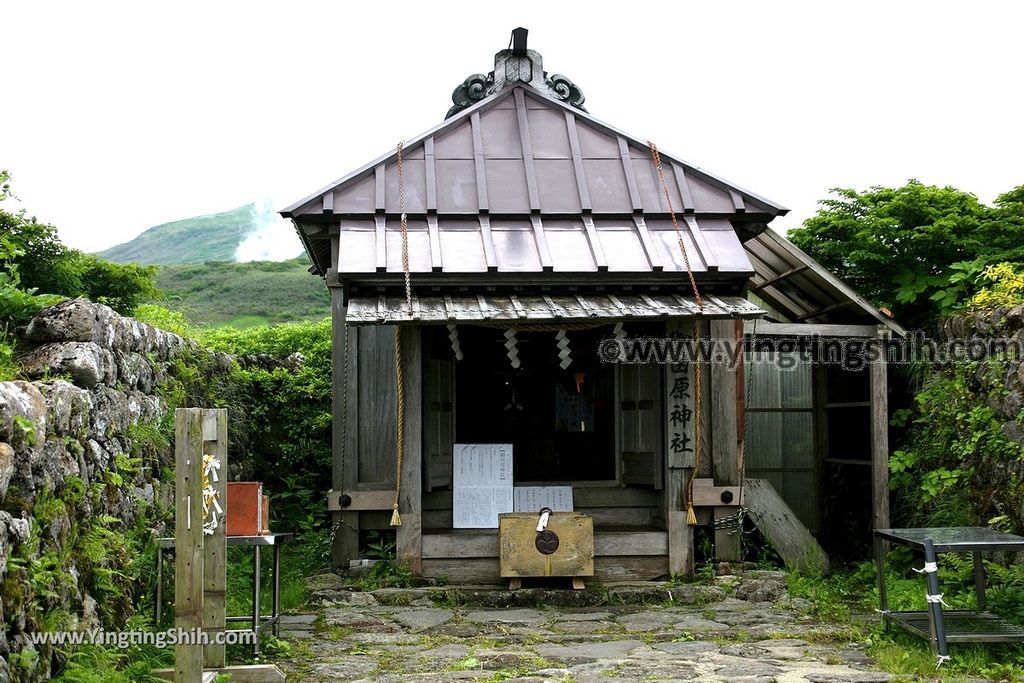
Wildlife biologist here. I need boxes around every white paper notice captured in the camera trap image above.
[453,444,513,528]
[513,486,574,513]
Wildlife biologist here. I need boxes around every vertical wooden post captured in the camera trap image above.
[710,319,740,562]
[813,362,828,533]
[870,330,890,530]
[331,288,360,568]
[696,320,713,527]
[665,320,694,578]
[203,409,228,669]
[174,409,204,682]
[396,326,423,574]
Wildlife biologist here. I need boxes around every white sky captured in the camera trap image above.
[3,1,1023,255]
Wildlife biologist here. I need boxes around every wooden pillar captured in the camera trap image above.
[331,287,360,568]
[174,409,204,681]
[396,326,423,573]
[710,319,740,561]
[665,320,694,577]
[870,330,890,530]
[202,409,228,669]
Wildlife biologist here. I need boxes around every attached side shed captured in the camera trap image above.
[284,35,901,580]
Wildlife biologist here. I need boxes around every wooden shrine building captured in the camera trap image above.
[283,30,905,581]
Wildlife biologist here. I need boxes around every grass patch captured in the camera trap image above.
[154,257,329,328]
[224,528,331,617]
[786,557,1024,680]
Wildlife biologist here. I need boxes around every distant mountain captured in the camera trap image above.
[99,202,303,265]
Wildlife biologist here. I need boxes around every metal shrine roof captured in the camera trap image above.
[332,216,752,275]
[284,83,787,280]
[283,32,903,332]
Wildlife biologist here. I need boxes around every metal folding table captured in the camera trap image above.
[874,527,1024,665]
[155,532,293,655]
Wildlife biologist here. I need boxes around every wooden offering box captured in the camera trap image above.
[226,482,264,537]
[499,512,594,588]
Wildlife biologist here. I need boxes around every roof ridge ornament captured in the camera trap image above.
[446,28,587,118]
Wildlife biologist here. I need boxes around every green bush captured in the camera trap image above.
[202,319,333,534]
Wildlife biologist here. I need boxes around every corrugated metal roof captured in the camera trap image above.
[346,293,764,325]
[334,216,751,275]
[746,229,905,334]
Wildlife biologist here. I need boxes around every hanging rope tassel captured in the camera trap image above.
[686,502,698,526]
[686,321,703,526]
[392,325,404,527]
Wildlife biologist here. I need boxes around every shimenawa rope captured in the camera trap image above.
[392,324,404,527]
[391,140,412,528]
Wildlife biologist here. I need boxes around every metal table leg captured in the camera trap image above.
[874,534,888,624]
[155,546,163,625]
[273,543,282,638]
[922,538,949,665]
[973,550,986,612]
[252,544,262,656]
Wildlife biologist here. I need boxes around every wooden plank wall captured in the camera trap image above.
[421,528,669,583]
[421,488,661,530]
[357,325,399,486]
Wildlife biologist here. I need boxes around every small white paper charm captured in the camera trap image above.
[504,329,521,369]
[555,329,572,369]
[447,323,464,361]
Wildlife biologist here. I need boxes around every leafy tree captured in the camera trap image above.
[0,170,159,314]
[789,180,1024,328]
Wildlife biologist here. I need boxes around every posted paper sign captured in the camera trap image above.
[453,444,513,528]
[514,486,574,513]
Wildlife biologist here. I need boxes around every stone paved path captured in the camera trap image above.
[273,573,910,682]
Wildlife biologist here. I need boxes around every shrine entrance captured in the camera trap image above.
[449,325,616,484]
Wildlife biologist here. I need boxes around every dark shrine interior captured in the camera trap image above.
[448,325,617,482]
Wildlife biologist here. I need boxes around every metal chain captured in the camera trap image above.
[649,141,705,525]
[648,141,703,311]
[689,321,704,524]
[396,141,412,309]
[331,313,355,539]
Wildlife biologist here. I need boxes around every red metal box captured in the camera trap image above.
[226,482,263,536]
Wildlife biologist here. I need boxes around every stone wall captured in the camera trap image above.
[0,299,209,682]
[941,304,1024,530]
